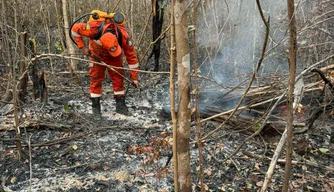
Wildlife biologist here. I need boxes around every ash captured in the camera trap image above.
[0,74,178,192]
[1,72,333,192]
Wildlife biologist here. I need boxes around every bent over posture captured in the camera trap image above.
[71,10,139,116]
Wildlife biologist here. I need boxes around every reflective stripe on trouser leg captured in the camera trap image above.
[128,63,139,69]
[107,64,125,97]
[89,61,106,98]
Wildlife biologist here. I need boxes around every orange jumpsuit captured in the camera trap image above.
[71,21,139,98]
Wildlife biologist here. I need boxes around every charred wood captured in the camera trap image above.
[38,71,48,104]
[29,38,39,100]
[311,68,334,92]
[18,32,28,103]
[306,103,333,130]
[148,0,165,71]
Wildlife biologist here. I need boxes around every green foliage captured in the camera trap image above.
[54,41,63,52]
[300,40,307,45]
[64,103,70,113]
[252,122,261,132]
[318,148,329,153]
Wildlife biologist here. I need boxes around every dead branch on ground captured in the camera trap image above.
[0,121,73,132]
[311,68,334,91]
[243,150,334,172]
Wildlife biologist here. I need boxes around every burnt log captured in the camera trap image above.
[38,71,48,104]
[18,32,28,103]
[29,38,40,100]
[148,0,165,71]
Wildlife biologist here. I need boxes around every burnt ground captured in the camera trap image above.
[0,67,334,192]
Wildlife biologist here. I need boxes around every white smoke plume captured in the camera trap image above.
[195,0,311,85]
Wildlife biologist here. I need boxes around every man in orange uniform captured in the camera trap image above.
[71,10,139,116]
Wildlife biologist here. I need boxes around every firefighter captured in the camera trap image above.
[71,10,139,116]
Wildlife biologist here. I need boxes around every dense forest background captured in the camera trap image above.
[0,0,334,191]
[1,0,333,78]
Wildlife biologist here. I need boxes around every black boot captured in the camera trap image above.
[91,97,101,116]
[115,96,131,116]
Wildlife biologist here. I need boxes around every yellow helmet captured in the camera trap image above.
[88,10,126,25]
[89,10,107,22]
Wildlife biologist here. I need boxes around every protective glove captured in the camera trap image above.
[132,80,139,88]
[81,47,90,56]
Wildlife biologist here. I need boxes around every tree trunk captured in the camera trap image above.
[282,0,297,191]
[192,1,204,191]
[29,38,39,100]
[1,0,13,103]
[54,0,66,54]
[170,0,178,191]
[149,0,164,71]
[62,0,77,73]
[175,0,191,191]
[19,32,28,103]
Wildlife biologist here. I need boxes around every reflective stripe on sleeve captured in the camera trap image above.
[90,93,102,98]
[114,90,125,95]
[71,31,81,37]
[93,40,102,45]
[128,63,139,69]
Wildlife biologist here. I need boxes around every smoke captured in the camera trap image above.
[161,0,318,114]
[196,0,296,86]
[194,0,297,112]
